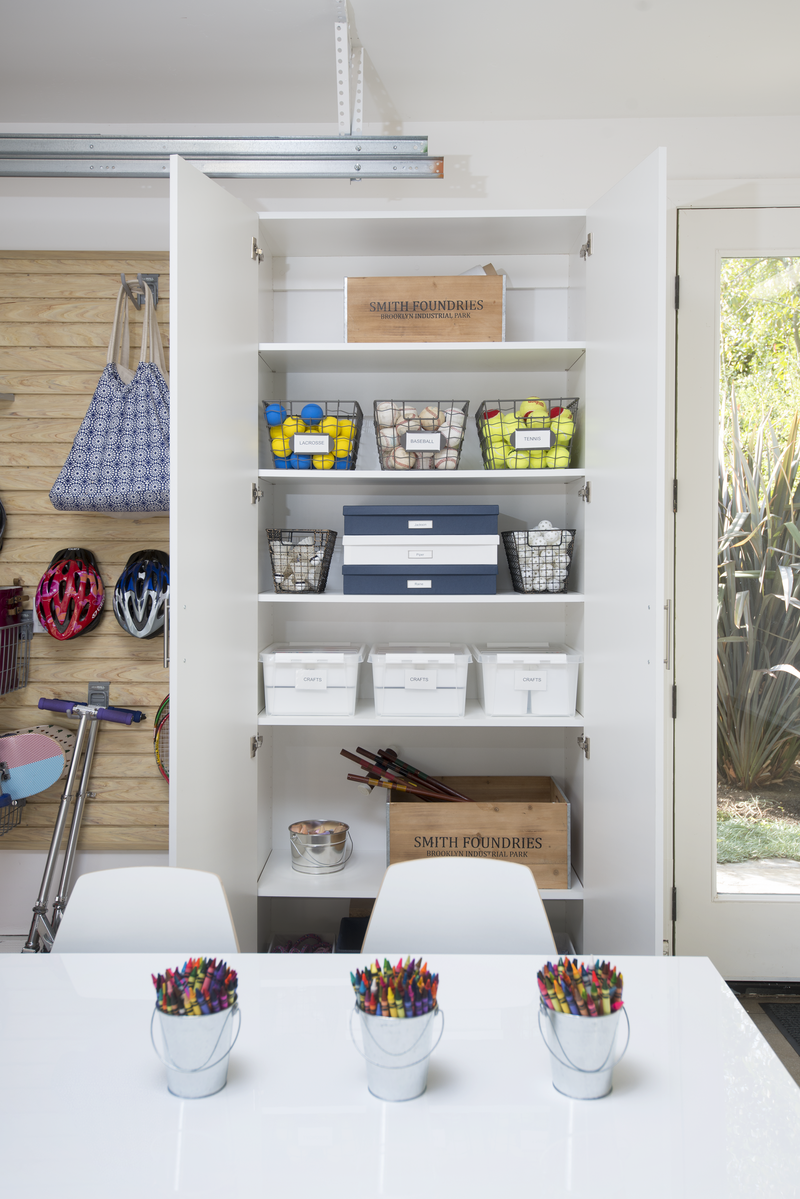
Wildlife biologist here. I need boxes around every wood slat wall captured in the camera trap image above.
[0,251,169,852]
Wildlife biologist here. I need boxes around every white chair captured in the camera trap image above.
[361,858,557,955]
[53,867,240,953]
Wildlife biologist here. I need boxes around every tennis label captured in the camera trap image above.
[292,434,332,454]
[296,669,328,690]
[402,432,443,452]
[408,550,433,560]
[515,670,547,691]
[407,579,432,589]
[509,429,553,450]
[408,520,433,529]
[404,669,437,689]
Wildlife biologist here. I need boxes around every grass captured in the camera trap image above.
[717,812,800,863]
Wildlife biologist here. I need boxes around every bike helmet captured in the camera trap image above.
[35,549,104,641]
[113,550,169,639]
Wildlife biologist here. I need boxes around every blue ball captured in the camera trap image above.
[334,456,352,470]
[273,457,289,469]
[287,454,300,469]
[265,403,287,427]
[295,455,313,470]
[300,403,324,424]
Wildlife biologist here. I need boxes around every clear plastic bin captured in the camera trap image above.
[260,643,366,716]
[368,643,472,717]
[470,642,581,717]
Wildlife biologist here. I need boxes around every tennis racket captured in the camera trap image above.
[154,694,169,781]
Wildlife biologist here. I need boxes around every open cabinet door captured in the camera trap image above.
[583,148,667,953]
[170,156,260,949]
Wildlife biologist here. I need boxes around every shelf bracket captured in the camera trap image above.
[577,735,590,760]
[251,483,264,504]
[578,481,591,503]
[334,2,364,136]
[250,735,263,758]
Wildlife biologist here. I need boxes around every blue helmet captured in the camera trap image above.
[113,550,169,639]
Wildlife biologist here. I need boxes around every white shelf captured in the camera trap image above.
[259,468,584,484]
[257,847,583,901]
[258,700,584,728]
[258,342,585,374]
[259,589,584,604]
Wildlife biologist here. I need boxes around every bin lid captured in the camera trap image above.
[470,642,581,663]
[343,505,499,516]
[261,642,366,663]
[369,642,472,664]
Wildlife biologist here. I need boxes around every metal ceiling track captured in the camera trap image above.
[0,135,444,180]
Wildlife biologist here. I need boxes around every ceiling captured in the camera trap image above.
[1,0,798,125]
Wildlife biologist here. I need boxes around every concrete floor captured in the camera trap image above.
[718,857,800,894]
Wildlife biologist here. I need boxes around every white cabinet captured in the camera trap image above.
[170,151,666,954]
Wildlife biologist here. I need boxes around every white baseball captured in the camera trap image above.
[441,407,466,429]
[434,449,459,470]
[392,446,417,470]
[377,427,398,450]
[419,405,445,431]
[395,416,422,437]
[439,422,463,448]
[375,401,402,427]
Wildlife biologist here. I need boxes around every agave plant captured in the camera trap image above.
[717,395,800,788]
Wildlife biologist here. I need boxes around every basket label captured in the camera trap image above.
[515,670,547,691]
[292,434,332,454]
[407,579,432,589]
[408,520,433,528]
[408,550,433,559]
[510,429,553,450]
[296,669,328,690]
[402,432,443,452]
[404,668,437,689]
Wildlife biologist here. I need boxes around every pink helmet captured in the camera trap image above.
[35,548,104,640]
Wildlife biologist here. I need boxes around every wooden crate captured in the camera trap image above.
[345,275,505,343]
[386,776,571,889]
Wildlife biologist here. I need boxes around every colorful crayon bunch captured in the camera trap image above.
[351,957,438,1018]
[151,957,238,1016]
[537,958,623,1017]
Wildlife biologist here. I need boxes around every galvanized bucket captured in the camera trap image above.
[538,1004,629,1099]
[289,819,352,874]
[350,1004,444,1101]
[151,1004,241,1098]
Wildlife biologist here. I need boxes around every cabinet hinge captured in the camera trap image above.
[672,684,677,719]
[671,886,677,921]
[580,233,593,260]
[251,237,264,263]
[250,735,263,758]
[577,735,590,760]
[251,482,264,504]
[673,478,678,513]
[578,481,591,503]
[674,275,680,309]
[663,938,671,956]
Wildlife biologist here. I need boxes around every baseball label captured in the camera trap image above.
[402,432,444,452]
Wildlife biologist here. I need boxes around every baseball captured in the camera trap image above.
[434,449,459,470]
[419,405,445,431]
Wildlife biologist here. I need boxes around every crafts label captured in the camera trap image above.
[292,434,332,454]
[509,429,553,450]
[408,520,433,528]
[408,550,433,560]
[404,668,437,689]
[515,670,547,691]
[296,669,328,690]
[407,579,432,589]
[402,432,443,452]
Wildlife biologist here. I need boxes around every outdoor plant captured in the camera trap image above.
[717,396,800,788]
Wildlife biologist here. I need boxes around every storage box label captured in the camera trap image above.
[408,550,433,560]
[404,668,437,689]
[402,432,443,452]
[407,579,432,589]
[292,434,332,454]
[509,429,553,450]
[296,669,328,690]
[515,669,547,691]
[408,520,433,529]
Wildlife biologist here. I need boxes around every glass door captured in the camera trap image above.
[674,207,800,979]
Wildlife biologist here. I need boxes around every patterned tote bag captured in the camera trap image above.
[49,281,169,513]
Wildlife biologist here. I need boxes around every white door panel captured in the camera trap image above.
[170,156,260,949]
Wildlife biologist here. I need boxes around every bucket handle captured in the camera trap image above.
[291,829,353,868]
[538,1003,630,1075]
[350,1004,444,1069]
[150,1003,241,1074]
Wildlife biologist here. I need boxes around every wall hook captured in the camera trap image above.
[120,273,159,310]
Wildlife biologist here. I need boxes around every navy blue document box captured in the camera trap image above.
[342,504,499,537]
[342,564,498,596]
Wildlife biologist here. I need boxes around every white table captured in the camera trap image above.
[2,954,799,1198]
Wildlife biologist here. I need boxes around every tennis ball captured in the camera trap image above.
[282,417,307,437]
[300,403,324,424]
[485,442,508,468]
[500,413,521,436]
[313,453,335,470]
[271,438,292,458]
[320,416,339,438]
[528,449,549,468]
[545,445,571,469]
[506,449,532,470]
[550,413,574,443]
[334,436,352,458]
[265,403,287,426]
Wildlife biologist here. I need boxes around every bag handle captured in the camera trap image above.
[107,285,135,385]
[138,277,168,382]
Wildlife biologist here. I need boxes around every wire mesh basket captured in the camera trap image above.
[267,530,338,594]
[265,400,363,471]
[476,398,579,470]
[373,401,469,470]
[502,527,576,594]
[0,795,26,838]
[0,612,33,697]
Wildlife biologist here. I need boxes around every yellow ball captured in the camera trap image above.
[334,436,352,458]
[485,441,508,468]
[528,449,549,468]
[272,438,292,458]
[550,413,574,443]
[269,425,284,440]
[337,419,356,440]
[545,445,571,469]
[320,416,339,437]
[313,453,335,470]
[501,413,521,436]
[506,449,532,470]
[282,417,306,437]
[305,424,320,435]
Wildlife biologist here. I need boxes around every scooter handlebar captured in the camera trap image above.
[38,699,75,714]
[96,707,133,725]
[37,698,139,725]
